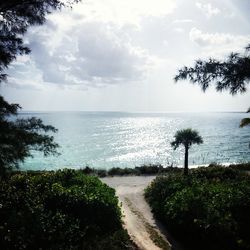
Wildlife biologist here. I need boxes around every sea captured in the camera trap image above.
[19,112,250,171]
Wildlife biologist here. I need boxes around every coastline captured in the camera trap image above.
[17,162,250,178]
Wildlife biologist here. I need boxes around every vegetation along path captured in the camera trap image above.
[102,176,183,250]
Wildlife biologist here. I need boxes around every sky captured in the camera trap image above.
[1,0,250,112]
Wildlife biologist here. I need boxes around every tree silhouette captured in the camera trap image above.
[171,129,203,175]
[174,45,250,95]
[0,0,79,176]
[240,107,250,128]
[0,96,59,176]
[174,44,250,130]
[0,0,79,81]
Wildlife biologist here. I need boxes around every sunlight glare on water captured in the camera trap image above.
[19,112,250,170]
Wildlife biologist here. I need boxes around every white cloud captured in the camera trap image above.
[6,0,176,90]
[7,0,177,90]
[196,2,220,18]
[9,19,152,89]
[71,0,176,26]
[4,0,250,112]
[4,78,41,90]
[189,27,250,55]
[172,19,194,24]
[173,27,184,33]
[190,28,232,46]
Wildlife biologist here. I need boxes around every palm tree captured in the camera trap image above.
[171,128,203,176]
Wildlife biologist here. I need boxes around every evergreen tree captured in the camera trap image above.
[0,0,79,81]
[0,96,59,176]
[240,108,250,128]
[174,45,250,129]
[0,0,79,175]
[174,45,250,95]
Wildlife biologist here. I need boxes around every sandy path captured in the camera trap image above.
[102,176,182,250]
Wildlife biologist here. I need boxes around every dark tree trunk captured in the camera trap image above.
[184,146,189,176]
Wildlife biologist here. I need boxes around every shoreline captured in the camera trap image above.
[20,161,245,171]
[16,162,250,178]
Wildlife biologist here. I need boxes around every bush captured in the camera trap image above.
[0,169,135,249]
[229,163,250,171]
[192,165,245,181]
[79,164,182,177]
[145,166,250,250]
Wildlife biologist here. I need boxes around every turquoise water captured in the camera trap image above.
[19,112,250,170]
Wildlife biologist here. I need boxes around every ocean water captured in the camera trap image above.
[19,112,250,170]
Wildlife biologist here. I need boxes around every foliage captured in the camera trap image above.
[0,96,59,176]
[79,164,182,177]
[108,164,167,176]
[0,0,79,81]
[171,128,203,175]
[0,169,135,249]
[229,162,250,171]
[0,1,82,175]
[174,45,250,95]
[145,165,250,250]
[240,108,250,134]
[192,164,247,180]
[240,118,250,128]
[171,128,203,150]
[174,45,250,133]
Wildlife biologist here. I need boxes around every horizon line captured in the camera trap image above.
[19,110,246,114]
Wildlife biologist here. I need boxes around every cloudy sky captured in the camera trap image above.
[2,0,250,112]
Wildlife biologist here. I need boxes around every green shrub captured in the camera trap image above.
[192,165,245,181]
[229,163,250,171]
[145,174,188,216]
[145,166,250,250]
[79,164,181,177]
[0,169,134,249]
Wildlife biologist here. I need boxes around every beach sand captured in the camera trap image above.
[102,176,184,250]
